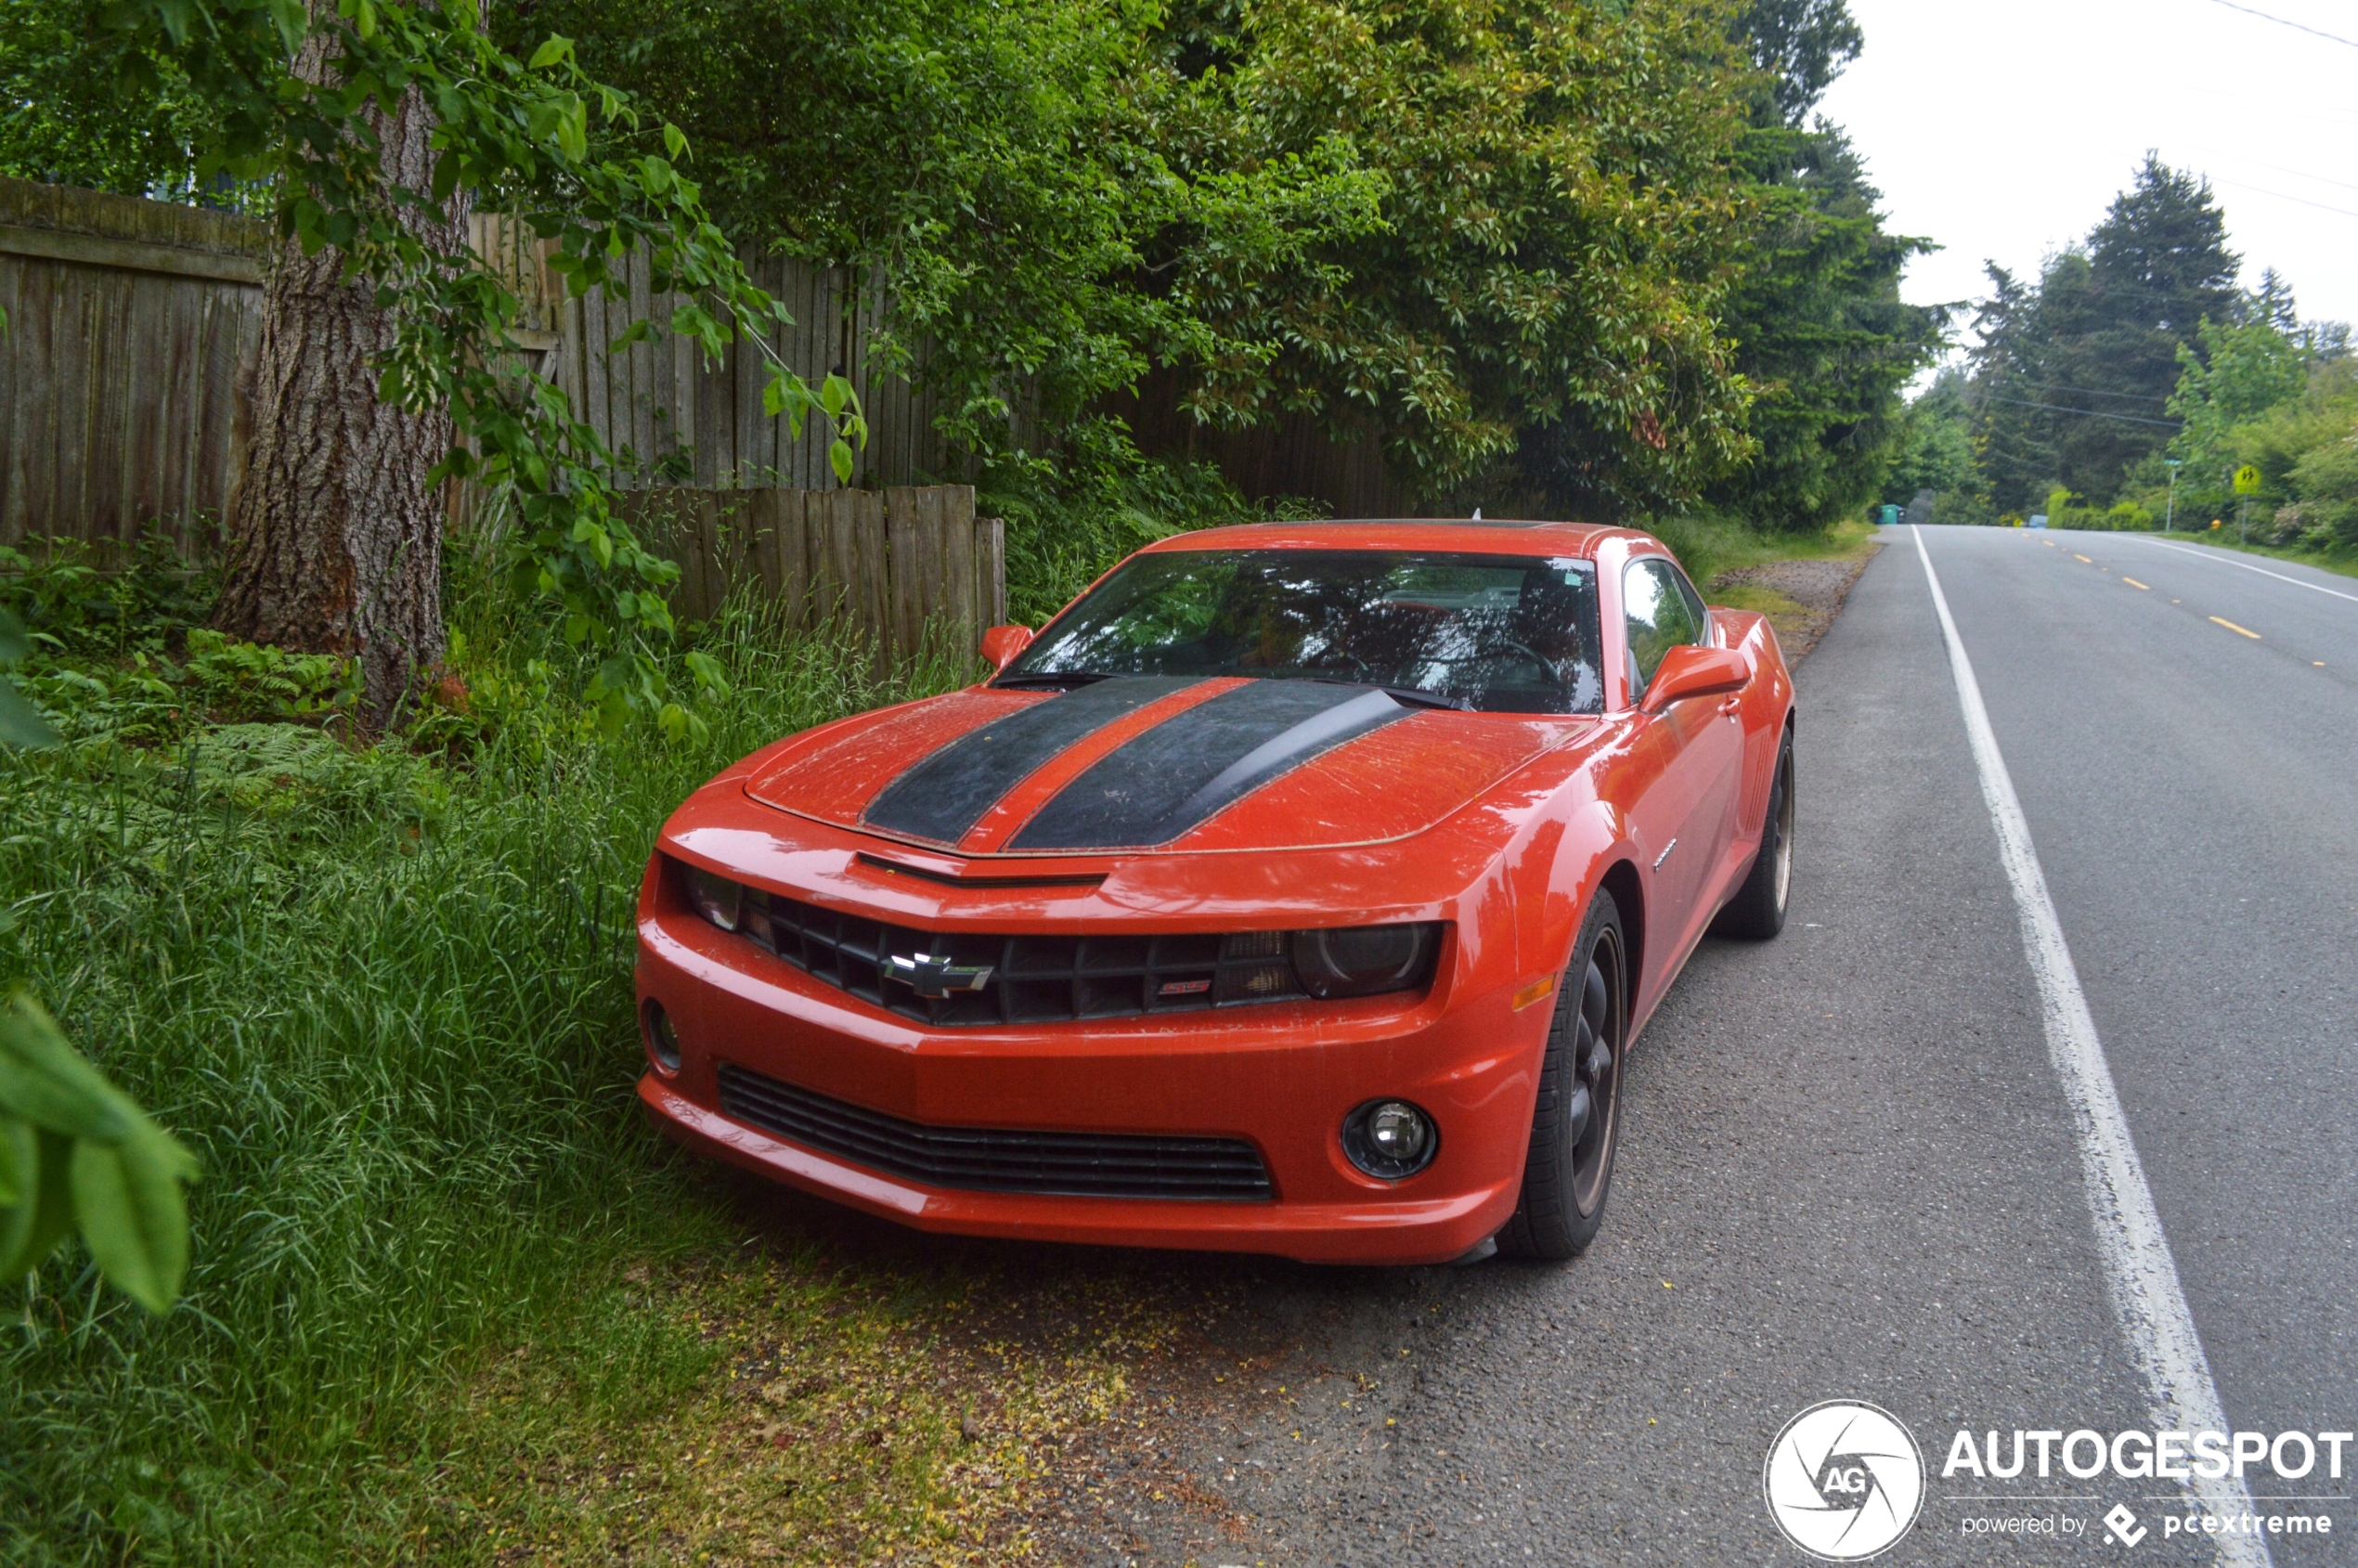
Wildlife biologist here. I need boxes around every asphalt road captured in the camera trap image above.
[1056,526,2356,1568]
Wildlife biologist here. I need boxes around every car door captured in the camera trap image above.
[1620,557,1745,961]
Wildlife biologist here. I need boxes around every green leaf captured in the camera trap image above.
[71,1123,197,1315]
[829,437,855,485]
[663,123,687,161]
[0,682,56,750]
[0,994,133,1143]
[0,1113,23,1208]
[353,0,375,41]
[819,373,850,421]
[682,649,730,695]
[558,99,589,163]
[265,0,307,51]
[528,33,573,70]
[0,1127,74,1282]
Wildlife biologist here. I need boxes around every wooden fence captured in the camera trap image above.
[615,484,1004,663]
[0,177,268,554]
[547,246,977,491]
[0,183,979,552]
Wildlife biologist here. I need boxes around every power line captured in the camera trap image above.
[2189,149,2358,197]
[2020,382,2171,404]
[1976,395,2183,429]
[2212,178,2358,221]
[2200,0,2358,49]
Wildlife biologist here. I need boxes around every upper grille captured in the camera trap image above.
[737,885,1306,1027]
[716,1062,1273,1200]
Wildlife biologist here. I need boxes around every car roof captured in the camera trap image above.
[1139,518,1658,561]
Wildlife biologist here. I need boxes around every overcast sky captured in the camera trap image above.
[1817,0,2358,353]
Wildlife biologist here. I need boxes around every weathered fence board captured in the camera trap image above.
[614,484,1004,664]
[0,177,268,551]
[548,247,967,491]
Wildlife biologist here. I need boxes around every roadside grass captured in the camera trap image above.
[1702,582,1811,642]
[2046,523,2358,582]
[1647,511,1882,589]
[0,555,1226,1564]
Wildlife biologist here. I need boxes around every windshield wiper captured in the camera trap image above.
[1376,684,1473,712]
[991,669,1118,689]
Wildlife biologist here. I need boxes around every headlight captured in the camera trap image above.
[1290,923,1441,999]
[682,863,744,932]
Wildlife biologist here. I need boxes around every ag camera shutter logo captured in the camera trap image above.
[1763,1400,1926,1561]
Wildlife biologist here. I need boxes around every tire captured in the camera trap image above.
[1496,888,1627,1261]
[1710,725,1794,941]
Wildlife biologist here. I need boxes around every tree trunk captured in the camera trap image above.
[214,21,471,724]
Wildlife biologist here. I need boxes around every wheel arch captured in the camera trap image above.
[1597,858,1644,1004]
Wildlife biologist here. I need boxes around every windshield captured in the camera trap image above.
[1001,549,1605,715]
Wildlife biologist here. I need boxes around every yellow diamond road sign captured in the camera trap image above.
[2233,465,2262,495]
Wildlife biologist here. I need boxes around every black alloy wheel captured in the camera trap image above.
[1496,888,1627,1260]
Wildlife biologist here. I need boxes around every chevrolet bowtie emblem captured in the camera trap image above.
[889,952,996,999]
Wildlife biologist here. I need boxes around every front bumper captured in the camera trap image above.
[634,904,1548,1266]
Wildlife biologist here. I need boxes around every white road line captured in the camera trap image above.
[2131,536,2358,607]
[1911,527,2267,1568]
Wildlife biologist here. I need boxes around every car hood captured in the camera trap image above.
[742,676,1587,856]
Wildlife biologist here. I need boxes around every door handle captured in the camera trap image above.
[1717,696,1743,716]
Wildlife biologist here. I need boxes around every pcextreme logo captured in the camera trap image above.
[1763,1401,1926,1561]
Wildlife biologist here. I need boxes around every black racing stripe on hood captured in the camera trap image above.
[861,677,1205,844]
[1007,680,1410,850]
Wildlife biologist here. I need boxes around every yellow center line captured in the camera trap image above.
[2209,616,2261,640]
[2074,553,2094,564]
[2122,577,2150,590]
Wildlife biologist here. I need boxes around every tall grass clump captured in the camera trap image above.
[0,550,970,1562]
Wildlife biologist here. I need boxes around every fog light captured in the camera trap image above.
[642,1000,682,1074]
[1342,1098,1437,1180]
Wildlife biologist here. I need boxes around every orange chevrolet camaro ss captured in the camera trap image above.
[634,519,1794,1265]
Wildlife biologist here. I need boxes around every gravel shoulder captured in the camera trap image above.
[1710,545,1883,665]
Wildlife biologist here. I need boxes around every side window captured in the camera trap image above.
[1622,558,1705,700]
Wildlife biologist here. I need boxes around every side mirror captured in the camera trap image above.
[979,624,1035,672]
[1639,645,1748,713]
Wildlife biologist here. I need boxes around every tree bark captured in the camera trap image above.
[214,20,471,724]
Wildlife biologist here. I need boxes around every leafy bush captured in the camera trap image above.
[2290,429,2358,548]
[0,536,218,661]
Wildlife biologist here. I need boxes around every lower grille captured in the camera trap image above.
[716,1062,1274,1201]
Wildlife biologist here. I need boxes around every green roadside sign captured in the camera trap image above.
[2233,465,2262,495]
